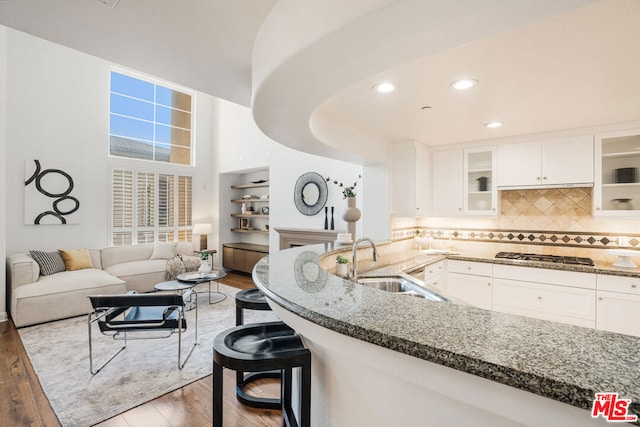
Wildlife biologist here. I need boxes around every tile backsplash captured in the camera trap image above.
[391,188,640,255]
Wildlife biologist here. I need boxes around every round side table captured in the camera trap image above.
[177,271,228,304]
[154,280,198,310]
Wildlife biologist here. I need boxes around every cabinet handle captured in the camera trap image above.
[433,281,439,286]
[632,284,637,288]
[537,176,541,180]
[487,283,491,286]
[596,207,601,211]
[468,267,472,270]
[537,296,542,300]
[598,297,603,301]
[543,176,548,180]
[458,207,462,211]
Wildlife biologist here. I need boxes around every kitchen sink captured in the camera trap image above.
[356,276,449,302]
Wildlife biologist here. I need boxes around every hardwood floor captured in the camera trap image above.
[0,271,283,427]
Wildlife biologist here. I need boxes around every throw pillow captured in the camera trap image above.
[150,242,177,260]
[59,248,94,271]
[30,250,66,276]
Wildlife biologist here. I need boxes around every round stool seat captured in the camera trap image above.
[214,321,307,372]
[235,288,270,311]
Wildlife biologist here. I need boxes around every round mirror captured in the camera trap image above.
[294,172,328,215]
[301,182,320,207]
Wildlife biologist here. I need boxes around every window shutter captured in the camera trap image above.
[112,169,133,246]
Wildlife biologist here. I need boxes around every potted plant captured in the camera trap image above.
[336,254,349,277]
[197,251,212,274]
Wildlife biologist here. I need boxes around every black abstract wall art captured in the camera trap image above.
[24,159,81,225]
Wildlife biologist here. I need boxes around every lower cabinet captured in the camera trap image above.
[222,243,268,274]
[596,274,640,337]
[492,264,596,328]
[446,260,492,310]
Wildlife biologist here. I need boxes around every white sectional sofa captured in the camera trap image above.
[7,242,196,327]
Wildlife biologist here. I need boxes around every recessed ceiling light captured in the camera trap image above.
[484,121,503,128]
[372,82,398,93]
[450,79,478,90]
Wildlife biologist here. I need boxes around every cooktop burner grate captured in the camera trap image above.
[495,252,594,266]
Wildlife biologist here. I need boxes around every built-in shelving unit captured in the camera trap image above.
[221,170,270,273]
[595,131,640,216]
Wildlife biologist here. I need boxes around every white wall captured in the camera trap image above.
[2,28,217,315]
[216,99,370,251]
[0,26,7,321]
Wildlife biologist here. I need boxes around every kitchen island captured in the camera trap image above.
[253,242,640,426]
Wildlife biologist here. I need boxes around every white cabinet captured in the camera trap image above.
[596,274,640,337]
[432,149,463,216]
[423,260,446,292]
[594,130,640,216]
[446,260,492,309]
[492,264,596,328]
[497,135,594,188]
[464,148,497,215]
[391,141,431,216]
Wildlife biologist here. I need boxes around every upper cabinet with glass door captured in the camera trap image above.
[464,148,497,215]
[594,130,640,216]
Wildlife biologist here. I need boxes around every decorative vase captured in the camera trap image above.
[336,262,349,277]
[342,197,361,240]
[198,258,211,274]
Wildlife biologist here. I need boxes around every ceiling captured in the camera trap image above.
[0,0,276,106]
[1,0,638,160]
[318,0,640,147]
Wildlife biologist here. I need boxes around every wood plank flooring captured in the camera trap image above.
[0,271,282,427]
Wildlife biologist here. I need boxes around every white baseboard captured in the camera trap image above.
[0,312,8,322]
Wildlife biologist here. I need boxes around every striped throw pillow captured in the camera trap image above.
[30,250,66,276]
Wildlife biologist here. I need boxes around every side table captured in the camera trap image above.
[154,280,198,310]
[177,271,228,304]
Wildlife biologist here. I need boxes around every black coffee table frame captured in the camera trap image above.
[176,271,228,304]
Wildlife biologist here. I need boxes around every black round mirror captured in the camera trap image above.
[294,172,328,215]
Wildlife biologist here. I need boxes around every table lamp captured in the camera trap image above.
[193,223,213,250]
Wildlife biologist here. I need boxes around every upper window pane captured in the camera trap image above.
[110,71,193,166]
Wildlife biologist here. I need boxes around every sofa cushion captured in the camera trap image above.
[59,248,94,271]
[29,250,65,276]
[14,269,125,299]
[101,244,154,269]
[150,242,177,260]
[104,259,168,278]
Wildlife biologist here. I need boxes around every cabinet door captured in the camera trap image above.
[432,149,463,216]
[542,135,593,185]
[464,148,496,215]
[496,141,541,187]
[493,278,595,328]
[447,272,492,310]
[244,250,267,274]
[596,291,640,337]
[391,141,431,215]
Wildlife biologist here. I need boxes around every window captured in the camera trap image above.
[109,71,193,165]
[111,169,193,246]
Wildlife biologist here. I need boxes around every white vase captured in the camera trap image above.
[198,259,211,274]
[336,262,348,277]
[342,197,361,240]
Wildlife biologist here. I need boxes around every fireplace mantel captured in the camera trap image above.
[275,227,343,249]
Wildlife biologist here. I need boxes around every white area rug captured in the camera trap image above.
[18,283,279,427]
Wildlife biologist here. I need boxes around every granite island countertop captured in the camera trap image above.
[253,243,640,422]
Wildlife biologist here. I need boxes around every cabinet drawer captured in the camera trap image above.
[423,261,445,280]
[447,260,492,276]
[597,274,640,295]
[424,274,445,291]
[493,264,596,289]
[447,272,492,309]
[493,278,595,326]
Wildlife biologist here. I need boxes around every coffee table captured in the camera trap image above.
[177,271,228,304]
[154,280,198,310]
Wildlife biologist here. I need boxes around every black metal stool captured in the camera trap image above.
[212,321,311,427]
[235,288,282,409]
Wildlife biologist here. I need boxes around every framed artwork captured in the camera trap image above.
[24,159,82,225]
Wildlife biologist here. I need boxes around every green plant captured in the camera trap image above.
[197,251,209,261]
[325,174,362,199]
[336,254,349,264]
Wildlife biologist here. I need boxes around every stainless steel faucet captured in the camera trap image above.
[350,237,379,281]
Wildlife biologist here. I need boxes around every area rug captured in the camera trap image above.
[17,282,279,427]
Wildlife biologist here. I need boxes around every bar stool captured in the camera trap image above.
[235,287,282,409]
[212,321,311,427]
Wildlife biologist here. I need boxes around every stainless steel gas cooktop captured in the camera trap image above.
[495,251,595,266]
